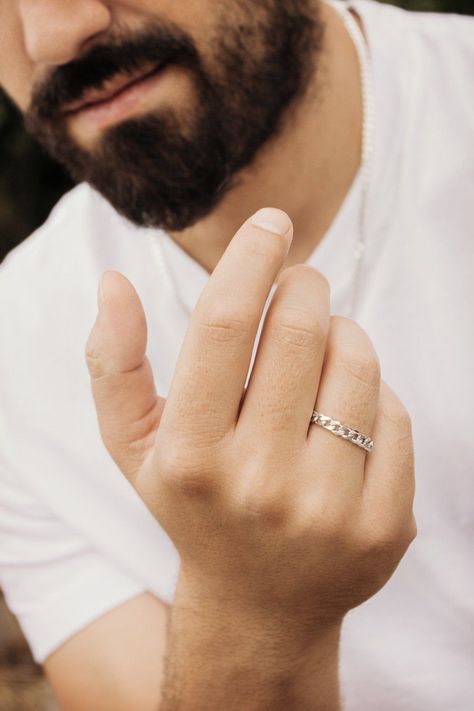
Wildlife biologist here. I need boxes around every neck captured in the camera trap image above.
[168,2,364,275]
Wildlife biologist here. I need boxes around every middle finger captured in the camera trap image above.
[237,264,330,447]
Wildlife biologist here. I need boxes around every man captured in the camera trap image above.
[0,0,472,708]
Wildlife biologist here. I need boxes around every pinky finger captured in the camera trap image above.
[362,381,416,534]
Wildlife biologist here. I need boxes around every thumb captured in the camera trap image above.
[85,271,166,481]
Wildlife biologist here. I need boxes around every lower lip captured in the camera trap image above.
[69,66,168,133]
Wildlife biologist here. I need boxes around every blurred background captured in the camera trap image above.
[0,1,473,709]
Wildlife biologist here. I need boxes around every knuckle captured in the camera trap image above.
[85,338,104,380]
[317,516,347,545]
[379,388,414,442]
[158,444,215,495]
[316,503,352,541]
[233,470,291,528]
[279,264,330,294]
[299,492,351,540]
[361,519,407,556]
[198,302,251,343]
[329,316,381,388]
[383,399,412,432]
[271,306,326,350]
[338,347,381,389]
[242,491,290,528]
[407,515,418,543]
[399,408,413,433]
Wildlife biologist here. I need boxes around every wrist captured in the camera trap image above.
[176,565,344,652]
[161,568,342,710]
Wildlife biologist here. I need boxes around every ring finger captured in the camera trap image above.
[307,315,381,497]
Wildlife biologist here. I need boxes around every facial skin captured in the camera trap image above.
[1,0,323,231]
[0,0,363,274]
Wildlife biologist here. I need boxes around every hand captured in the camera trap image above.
[86,208,416,633]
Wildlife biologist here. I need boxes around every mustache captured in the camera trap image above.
[28,26,200,122]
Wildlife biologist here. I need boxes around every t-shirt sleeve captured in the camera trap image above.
[0,469,147,664]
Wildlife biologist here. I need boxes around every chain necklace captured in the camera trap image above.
[148,0,374,320]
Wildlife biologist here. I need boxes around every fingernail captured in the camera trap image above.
[250,208,292,237]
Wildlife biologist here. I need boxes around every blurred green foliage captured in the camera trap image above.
[0,0,472,263]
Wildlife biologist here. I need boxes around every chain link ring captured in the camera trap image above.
[310,411,374,452]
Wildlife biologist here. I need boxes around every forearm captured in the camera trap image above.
[159,578,342,711]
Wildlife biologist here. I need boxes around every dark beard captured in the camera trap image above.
[25,1,322,232]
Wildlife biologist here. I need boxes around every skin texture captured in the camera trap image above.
[45,593,169,711]
[0,1,416,709]
[83,214,416,709]
[22,2,322,232]
[0,0,363,270]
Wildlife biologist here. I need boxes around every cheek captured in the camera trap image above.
[0,10,34,110]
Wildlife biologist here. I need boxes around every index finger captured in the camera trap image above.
[160,208,293,440]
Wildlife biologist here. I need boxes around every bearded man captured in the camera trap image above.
[0,0,472,709]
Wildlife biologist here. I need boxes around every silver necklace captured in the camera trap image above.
[148,0,374,320]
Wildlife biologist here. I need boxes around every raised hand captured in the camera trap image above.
[86,208,416,701]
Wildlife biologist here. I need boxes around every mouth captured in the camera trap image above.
[62,61,172,141]
[62,62,165,115]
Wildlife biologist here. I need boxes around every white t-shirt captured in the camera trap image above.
[1,0,473,707]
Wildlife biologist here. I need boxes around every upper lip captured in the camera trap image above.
[62,62,161,114]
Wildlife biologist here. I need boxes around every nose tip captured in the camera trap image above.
[21,0,111,66]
